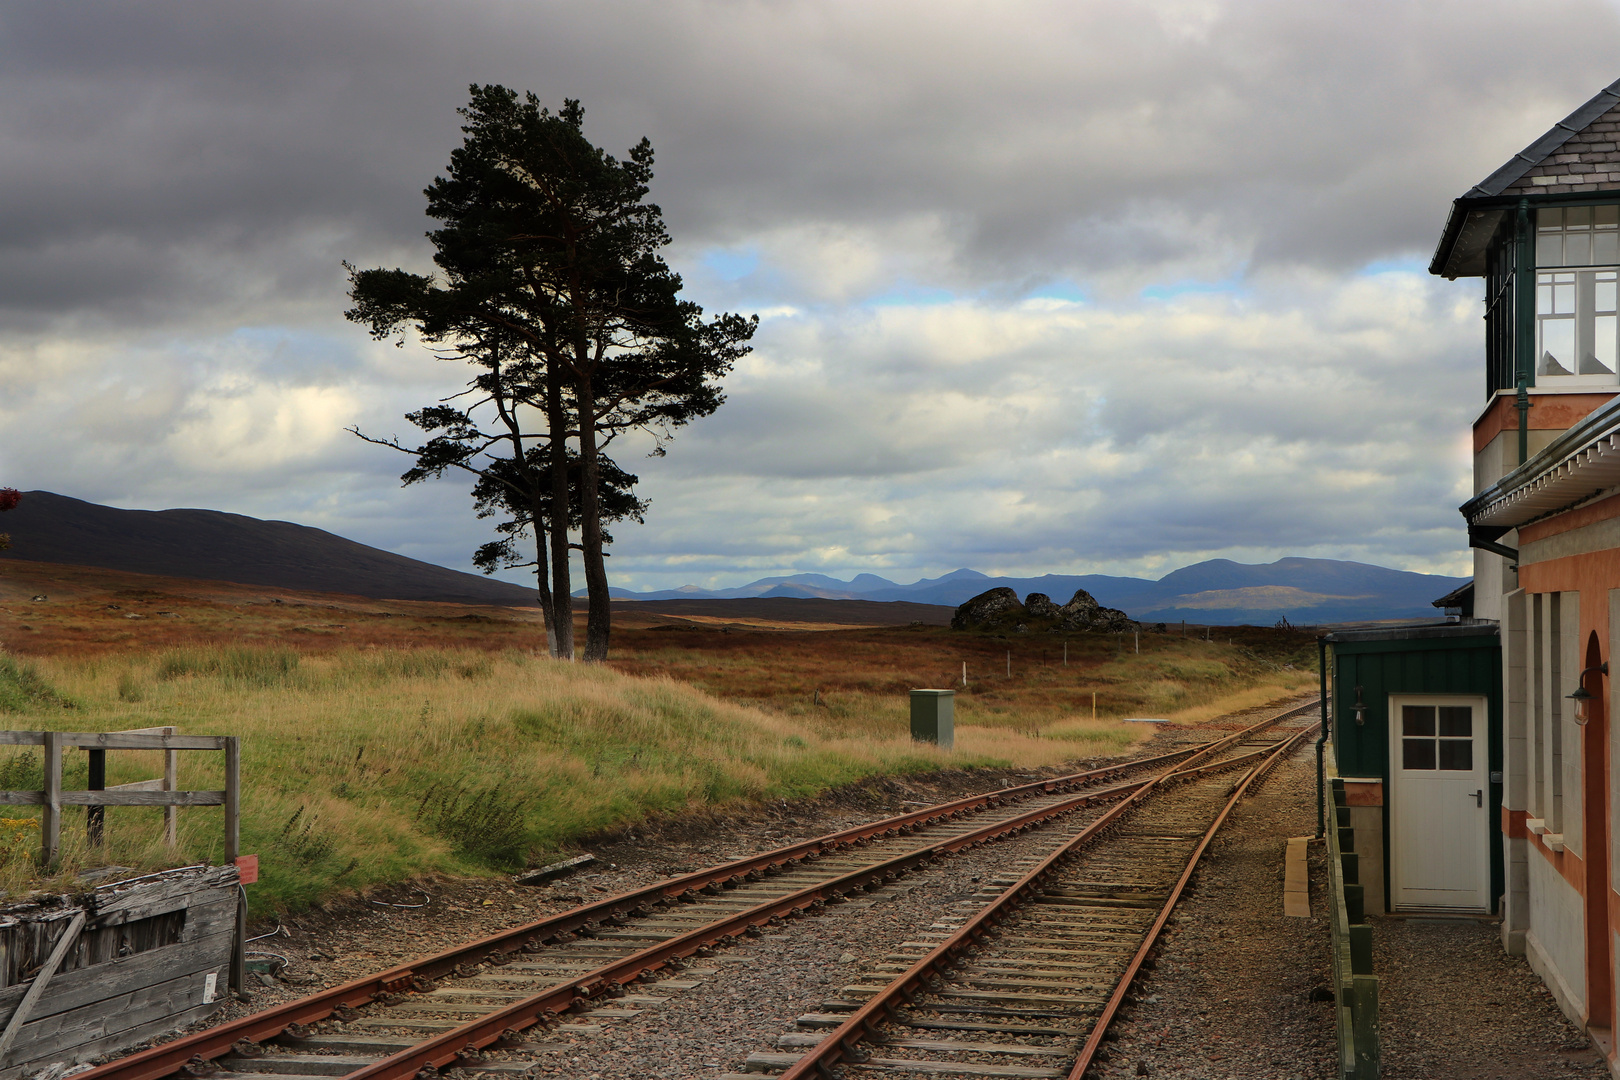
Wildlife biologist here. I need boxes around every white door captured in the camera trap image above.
[1389,695,1490,912]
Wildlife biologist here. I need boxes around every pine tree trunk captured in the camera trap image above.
[527,485,559,658]
[546,362,576,660]
[574,372,612,662]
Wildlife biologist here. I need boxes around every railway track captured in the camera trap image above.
[75,700,1317,1080]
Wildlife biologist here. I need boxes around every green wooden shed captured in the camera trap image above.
[1324,623,1503,915]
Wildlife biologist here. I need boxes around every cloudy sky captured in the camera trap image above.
[3,0,1618,591]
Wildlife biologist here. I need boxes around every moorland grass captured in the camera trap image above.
[0,645,1255,914]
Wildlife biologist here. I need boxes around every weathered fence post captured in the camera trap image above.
[87,747,106,846]
[41,731,62,867]
[164,736,179,848]
[225,735,244,998]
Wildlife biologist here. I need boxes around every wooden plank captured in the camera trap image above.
[59,733,225,750]
[0,734,44,747]
[777,1033,1064,1055]
[92,867,238,916]
[165,743,179,848]
[744,1053,1062,1078]
[107,778,168,792]
[0,909,85,1065]
[1,965,227,1065]
[1284,836,1311,918]
[0,1000,220,1080]
[0,789,226,807]
[41,732,61,867]
[0,927,233,1020]
[225,736,240,863]
[113,727,179,737]
[56,790,226,807]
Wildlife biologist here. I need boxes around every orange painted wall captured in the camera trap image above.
[1473,393,1617,453]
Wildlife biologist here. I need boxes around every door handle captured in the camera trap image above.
[1473,789,1483,807]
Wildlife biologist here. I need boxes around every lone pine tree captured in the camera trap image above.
[347,86,755,660]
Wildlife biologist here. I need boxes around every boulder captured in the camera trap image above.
[1056,589,1133,633]
[1023,592,1061,619]
[951,587,1025,630]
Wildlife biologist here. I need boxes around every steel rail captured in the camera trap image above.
[334,709,1300,1080]
[75,699,1313,1080]
[774,718,1319,1080]
[1064,722,1317,1078]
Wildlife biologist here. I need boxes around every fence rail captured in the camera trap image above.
[1329,777,1379,1079]
[0,729,239,868]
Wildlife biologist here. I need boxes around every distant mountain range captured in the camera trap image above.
[0,491,1469,624]
[597,559,1470,625]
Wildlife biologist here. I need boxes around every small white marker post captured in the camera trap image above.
[962,661,967,688]
[1063,642,1068,667]
[1092,691,1097,721]
[1006,650,1011,677]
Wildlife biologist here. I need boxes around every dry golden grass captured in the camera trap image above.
[0,560,1318,914]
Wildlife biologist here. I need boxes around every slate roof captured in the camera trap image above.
[1469,79,1620,198]
[1432,78,1620,278]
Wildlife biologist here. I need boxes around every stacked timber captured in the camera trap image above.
[0,864,240,1079]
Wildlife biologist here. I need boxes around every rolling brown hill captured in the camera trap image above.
[2,491,537,605]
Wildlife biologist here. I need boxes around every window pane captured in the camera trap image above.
[1403,705,1436,737]
[1438,706,1473,737]
[1541,207,1565,230]
[1596,231,1619,264]
[1438,740,1473,771]
[1599,204,1620,228]
[1598,274,1617,313]
[1569,205,1594,229]
[1540,232,1565,266]
[1541,318,1575,375]
[1404,739,1437,770]
[1558,276,1576,311]
[1568,232,1593,265]
[1589,317,1617,374]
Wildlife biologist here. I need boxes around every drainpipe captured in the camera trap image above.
[1515,197,1533,466]
[1516,367,1531,466]
[1317,635,1330,839]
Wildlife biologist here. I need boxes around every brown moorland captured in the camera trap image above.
[0,557,1317,727]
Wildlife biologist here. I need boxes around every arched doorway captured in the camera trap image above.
[1583,630,1613,1036]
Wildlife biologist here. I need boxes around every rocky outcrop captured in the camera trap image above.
[951,586,1133,633]
[950,587,1024,630]
[1055,589,1132,633]
[1023,592,1061,619]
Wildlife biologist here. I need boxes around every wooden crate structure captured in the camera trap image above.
[0,729,245,1075]
[0,865,240,1078]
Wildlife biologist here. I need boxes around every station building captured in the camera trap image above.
[1430,77,1620,1055]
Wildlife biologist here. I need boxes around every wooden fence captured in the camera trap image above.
[1329,777,1380,1079]
[0,729,239,868]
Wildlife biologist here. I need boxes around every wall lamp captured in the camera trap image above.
[1568,662,1610,726]
[1354,685,1365,726]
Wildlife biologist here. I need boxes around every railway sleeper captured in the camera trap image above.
[742,1051,1064,1077]
[776,1033,1066,1056]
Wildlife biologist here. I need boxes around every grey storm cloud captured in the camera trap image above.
[2,0,1619,588]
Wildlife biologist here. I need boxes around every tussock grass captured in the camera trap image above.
[0,647,1149,912]
[0,635,1312,914]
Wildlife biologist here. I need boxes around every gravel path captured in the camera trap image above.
[1375,918,1605,1079]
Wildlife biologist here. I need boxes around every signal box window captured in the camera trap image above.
[1536,206,1620,383]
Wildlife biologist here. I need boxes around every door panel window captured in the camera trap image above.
[1401,704,1474,772]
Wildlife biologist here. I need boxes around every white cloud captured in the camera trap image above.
[2,0,1610,594]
